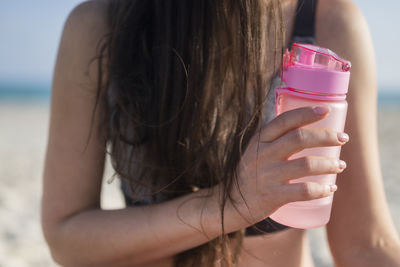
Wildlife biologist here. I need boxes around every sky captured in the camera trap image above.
[0,0,399,91]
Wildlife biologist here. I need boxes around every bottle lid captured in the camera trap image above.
[283,43,351,72]
[281,43,351,96]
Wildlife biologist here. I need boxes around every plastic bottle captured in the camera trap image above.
[269,43,351,229]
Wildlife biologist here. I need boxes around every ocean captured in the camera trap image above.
[0,81,399,108]
[0,81,51,102]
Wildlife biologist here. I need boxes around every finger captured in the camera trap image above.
[266,156,346,183]
[280,182,337,203]
[267,128,349,160]
[259,106,330,143]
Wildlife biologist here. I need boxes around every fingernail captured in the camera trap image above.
[337,132,349,143]
[313,106,330,116]
[338,160,347,169]
[330,184,338,192]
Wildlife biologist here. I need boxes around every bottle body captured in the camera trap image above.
[270,88,348,228]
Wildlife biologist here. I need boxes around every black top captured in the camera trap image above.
[291,0,318,45]
[119,0,318,236]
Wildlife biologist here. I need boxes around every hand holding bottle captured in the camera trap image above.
[231,105,348,226]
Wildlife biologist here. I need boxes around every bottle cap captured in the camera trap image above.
[281,43,351,96]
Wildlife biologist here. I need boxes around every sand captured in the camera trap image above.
[0,100,399,267]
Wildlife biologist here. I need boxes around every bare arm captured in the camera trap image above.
[40,2,240,266]
[316,0,400,266]
[41,1,349,266]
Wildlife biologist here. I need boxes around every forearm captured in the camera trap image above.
[48,186,248,267]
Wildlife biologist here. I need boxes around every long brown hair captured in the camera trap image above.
[91,0,284,266]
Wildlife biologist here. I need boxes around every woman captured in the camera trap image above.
[41,0,400,266]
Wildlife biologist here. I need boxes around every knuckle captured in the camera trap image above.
[320,129,331,140]
[301,157,314,172]
[292,128,306,143]
[324,129,337,144]
[320,158,338,173]
[299,183,315,199]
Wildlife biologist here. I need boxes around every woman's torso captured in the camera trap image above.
[109,0,317,266]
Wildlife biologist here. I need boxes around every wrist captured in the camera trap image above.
[200,184,258,236]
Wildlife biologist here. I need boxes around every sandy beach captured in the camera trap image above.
[0,100,399,267]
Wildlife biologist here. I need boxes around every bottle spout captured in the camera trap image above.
[299,48,316,65]
[285,43,351,72]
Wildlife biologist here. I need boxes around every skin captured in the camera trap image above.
[316,1,400,266]
[41,0,400,266]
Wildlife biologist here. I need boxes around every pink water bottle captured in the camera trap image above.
[270,43,351,229]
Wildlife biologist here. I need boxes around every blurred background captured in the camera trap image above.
[0,1,399,266]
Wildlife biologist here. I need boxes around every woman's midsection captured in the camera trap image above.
[138,228,314,267]
[238,228,314,267]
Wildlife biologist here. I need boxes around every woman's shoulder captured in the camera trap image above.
[316,0,372,60]
[62,0,110,56]
[318,0,365,31]
[66,0,109,28]
[56,0,111,93]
